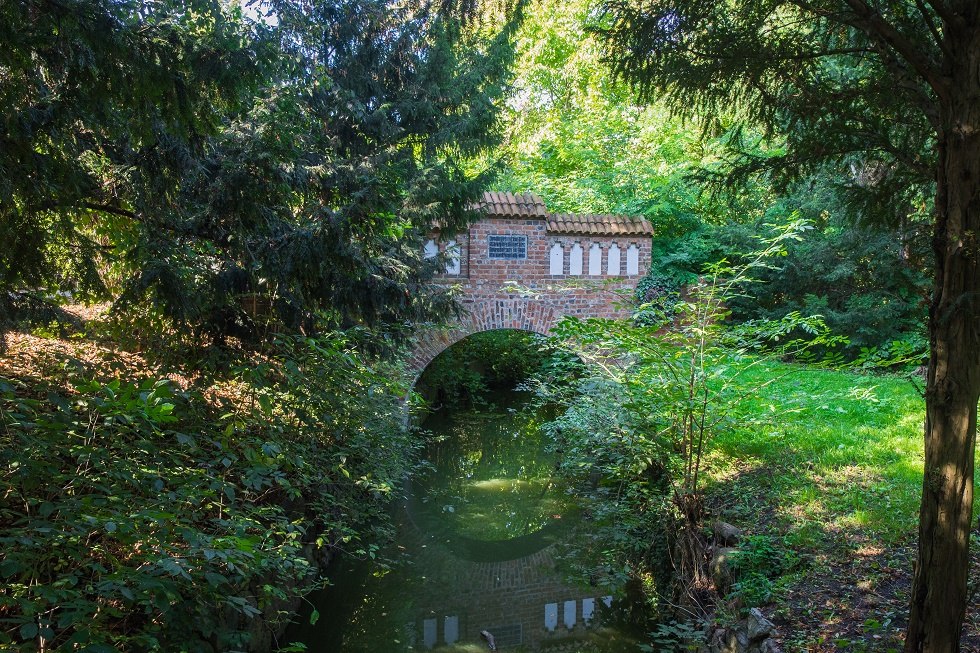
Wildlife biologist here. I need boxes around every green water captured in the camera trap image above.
[288,392,641,652]
[412,397,574,545]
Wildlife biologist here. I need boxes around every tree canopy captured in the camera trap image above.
[1,0,522,343]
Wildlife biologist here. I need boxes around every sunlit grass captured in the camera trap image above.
[706,362,926,544]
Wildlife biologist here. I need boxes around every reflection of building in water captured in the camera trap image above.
[406,540,612,650]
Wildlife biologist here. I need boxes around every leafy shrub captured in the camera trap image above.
[727,535,800,608]
[724,224,929,362]
[640,216,929,365]
[634,272,683,327]
[542,222,836,621]
[0,332,415,652]
[645,618,707,652]
[542,375,675,598]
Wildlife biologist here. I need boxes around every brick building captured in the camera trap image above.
[410,192,654,378]
[425,191,652,289]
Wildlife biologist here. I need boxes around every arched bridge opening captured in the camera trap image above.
[407,297,561,388]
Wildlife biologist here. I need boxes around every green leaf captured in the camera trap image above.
[0,559,23,577]
[309,609,320,626]
[19,622,38,640]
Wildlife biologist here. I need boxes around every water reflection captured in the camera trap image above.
[288,393,640,652]
[415,398,571,543]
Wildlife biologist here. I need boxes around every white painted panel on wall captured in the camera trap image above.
[549,243,564,275]
[626,243,639,275]
[588,243,601,275]
[444,616,459,645]
[424,239,438,259]
[582,597,596,623]
[423,619,437,649]
[569,243,583,275]
[607,243,621,276]
[544,603,559,631]
[563,600,577,629]
[445,239,460,275]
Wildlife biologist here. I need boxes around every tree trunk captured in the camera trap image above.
[905,24,980,651]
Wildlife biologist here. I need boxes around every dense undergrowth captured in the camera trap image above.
[521,229,973,651]
[411,234,959,651]
[537,350,980,650]
[539,346,948,651]
[3,303,975,652]
[0,320,417,652]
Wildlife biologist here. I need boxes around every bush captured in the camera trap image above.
[726,535,800,608]
[725,224,928,362]
[0,332,415,652]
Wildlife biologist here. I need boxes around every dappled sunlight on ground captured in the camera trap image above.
[701,363,980,650]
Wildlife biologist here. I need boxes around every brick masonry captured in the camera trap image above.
[410,213,652,379]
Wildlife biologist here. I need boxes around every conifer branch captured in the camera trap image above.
[829,0,948,102]
[913,0,951,58]
[921,0,959,28]
[83,202,137,220]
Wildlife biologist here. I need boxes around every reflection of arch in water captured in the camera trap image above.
[402,533,626,651]
[408,348,580,562]
[402,475,578,563]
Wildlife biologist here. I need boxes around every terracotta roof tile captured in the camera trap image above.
[477,191,548,217]
[546,212,654,236]
[471,191,653,236]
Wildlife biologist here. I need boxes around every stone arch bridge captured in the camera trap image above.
[408,192,654,380]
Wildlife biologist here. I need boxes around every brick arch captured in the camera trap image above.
[407,297,563,384]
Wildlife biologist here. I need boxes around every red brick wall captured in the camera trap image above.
[413,216,652,379]
[431,216,651,283]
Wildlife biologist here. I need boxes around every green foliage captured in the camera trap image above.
[566,221,841,493]
[543,221,842,618]
[0,332,416,651]
[726,535,800,608]
[543,375,675,601]
[2,0,524,343]
[725,220,929,362]
[0,0,262,313]
[496,0,933,364]
[634,271,683,327]
[143,0,526,341]
[595,0,937,223]
[493,0,762,237]
[645,618,707,652]
[635,210,929,363]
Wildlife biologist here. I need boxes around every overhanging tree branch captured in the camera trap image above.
[913,0,952,58]
[790,0,949,103]
[837,0,949,101]
[921,0,959,29]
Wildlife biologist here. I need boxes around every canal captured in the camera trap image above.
[289,390,642,651]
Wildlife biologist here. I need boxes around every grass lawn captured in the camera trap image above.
[702,362,979,652]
